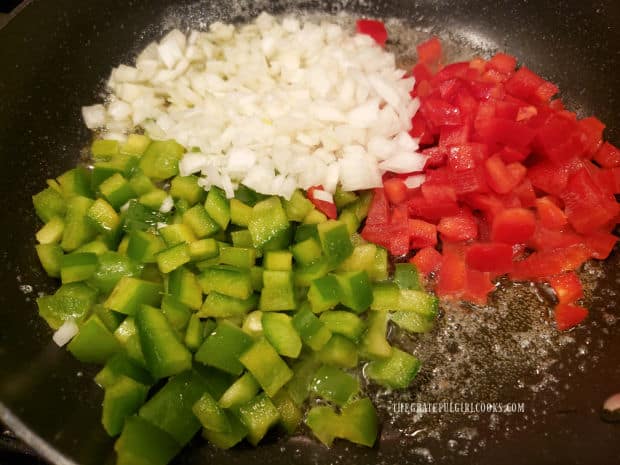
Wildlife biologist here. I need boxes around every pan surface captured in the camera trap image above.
[0,1,618,464]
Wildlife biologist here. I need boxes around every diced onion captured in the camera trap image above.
[159,196,174,213]
[52,320,79,347]
[404,173,426,189]
[312,189,334,204]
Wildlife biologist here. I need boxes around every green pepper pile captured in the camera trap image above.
[32,135,438,465]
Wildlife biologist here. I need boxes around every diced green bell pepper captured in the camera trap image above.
[33,186,66,223]
[219,246,256,268]
[198,292,258,318]
[248,197,292,251]
[35,243,64,278]
[91,139,120,158]
[183,204,220,239]
[87,198,121,234]
[139,140,184,182]
[259,270,296,311]
[88,251,143,294]
[292,305,332,351]
[393,262,422,291]
[105,277,162,315]
[195,321,253,376]
[189,238,219,262]
[261,312,302,358]
[338,398,378,447]
[35,216,65,244]
[318,334,358,369]
[204,187,230,230]
[60,252,98,283]
[95,353,154,388]
[305,406,340,446]
[239,338,293,397]
[285,352,321,406]
[61,196,97,252]
[218,371,260,409]
[114,416,181,465]
[167,267,203,310]
[126,230,165,264]
[365,347,421,389]
[229,198,253,227]
[198,265,253,300]
[67,314,122,363]
[169,175,205,205]
[359,311,392,360]
[307,275,340,313]
[201,410,247,450]
[37,282,97,330]
[317,220,353,267]
[271,389,302,434]
[184,314,205,352]
[156,242,191,274]
[160,296,191,332]
[102,376,149,436]
[291,237,322,267]
[334,270,372,313]
[319,311,365,342]
[121,134,151,157]
[284,189,314,222]
[263,250,293,271]
[310,365,359,406]
[99,173,136,210]
[192,391,230,433]
[236,393,280,445]
[58,167,93,199]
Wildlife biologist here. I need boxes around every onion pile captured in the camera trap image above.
[82,13,427,198]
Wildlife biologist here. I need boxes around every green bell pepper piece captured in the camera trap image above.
[36,215,65,244]
[310,365,359,406]
[236,393,280,445]
[318,334,358,369]
[105,277,163,316]
[365,347,421,389]
[261,312,302,358]
[204,186,230,230]
[37,282,97,330]
[198,265,253,300]
[239,338,293,397]
[102,376,149,436]
[95,353,154,388]
[291,305,332,351]
[114,416,180,465]
[169,175,205,205]
[334,270,372,313]
[168,267,203,310]
[67,315,122,363]
[307,274,340,313]
[139,140,184,181]
[318,311,365,342]
[201,410,247,449]
[35,243,64,278]
[192,391,231,433]
[195,321,253,376]
[60,252,98,283]
[32,186,66,222]
[198,292,258,319]
[248,197,291,251]
[317,220,353,267]
[88,251,143,294]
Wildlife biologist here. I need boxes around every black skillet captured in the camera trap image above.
[0,1,619,464]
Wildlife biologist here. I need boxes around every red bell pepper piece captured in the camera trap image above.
[447,143,488,171]
[410,113,435,146]
[421,182,457,204]
[528,227,583,252]
[593,142,620,168]
[365,188,390,225]
[548,272,584,304]
[450,166,489,195]
[535,196,567,230]
[416,36,443,68]
[583,231,618,259]
[505,66,558,103]
[419,97,462,127]
[491,208,536,244]
[487,52,517,75]
[355,19,388,47]
[410,247,442,275]
[439,124,470,147]
[307,185,337,219]
[554,303,588,331]
[463,269,495,305]
[407,193,460,222]
[437,208,478,242]
[511,244,592,281]
[484,154,520,194]
[436,246,466,298]
[578,117,605,158]
[465,242,514,273]
[383,178,408,205]
[408,219,438,249]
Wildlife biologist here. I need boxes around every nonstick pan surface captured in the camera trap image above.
[0,1,619,464]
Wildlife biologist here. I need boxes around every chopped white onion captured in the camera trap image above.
[81,104,106,129]
[52,320,79,347]
[312,189,334,204]
[159,195,174,213]
[404,173,426,189]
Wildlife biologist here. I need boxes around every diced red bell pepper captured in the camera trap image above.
[529,227,583,252]
[410,113,435,146]
[463,269,495,305]
[365,188,390,225]
[491,208,536,244]
[439,124,470,147]
[410,247,443,275]
[432,62,470,84]
[583,231,618,259]
[497,146,528,163]
[307,185,337,219]
[408,219,438,248]
[593,142,620,168]
[475,117,536,149]
[383,178,408,204]
[505,66,558,103]
[355,19,388,46]
[450,166,489,195]
[535,113,586,163]
[487,52,517,75]
[513,179,537,208]
[554,303,588,331]
[439,78,462,101]
[548,272,584,304]
[361,222,409,257]
[465,242,514,274]
[535,196,567,230]
[561,168,620,234]
[579,117,605,158]
[511,244,592,281]
[436,246,466,298]
[527,157,581,196]
[422,147,446,167]
[420,97,462,127]
[416,36,443,68]
[447,143,488,171]
[463,193,505,222]
[407,194,460,221]
[437,208,479,242]
[421,182,457,204]
[484,154,520,194]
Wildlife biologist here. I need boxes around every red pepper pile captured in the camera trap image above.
[359,35,620,331]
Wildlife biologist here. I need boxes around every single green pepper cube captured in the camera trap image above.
[390,311,435,334]
[294,259,331,288]
[36,216,65,244]
[397,290,439,318]
[305,406,340,447]
[160,223,197,246]
[338,209,361,235]
[105,277,162,315]
[285,352,321,406]
[67,314,122,363]
[291,305,332,351]
[291,238,322,267]
[239,338,293,397]
[261,312,302,358]
[128,171,156,196]
[318,334,358,369]
[95,353,154,389]
[242,311,264,338]
[93,304,126,332]
[250,266,264,291]
[37,282,97,330]
[169,175,205,205]
[126,230,165,264]
[168,267,203,310]
[99,173,136,210]
[60,252,98,283]
[263,250,293,271]
[61,196,97,252]
[192,392,231,434]
[114,416,180,465]
[310,365,359,406]
[87,198,121,233]
[334,270,372,313]
[156,242,191,274]
[307,275,340,313]
[183,204,220,239]
[58,167,93,199]
[219,246,256,268]
[192,366,235,401]
[365,347,421,389]
[139,140,184,181]
[370,282,400,311]
[136,305,192,379]
[160,296,191,332]
[102,376,149,436]
[346,190,373,221]
[91,163,122,192]
[139,370,209,445]
[283,189,314,222]
[359,311,392,360]
[259,285,296,312]
[201,410,247,449]
[189,238,219,262]
[371,246,389,282]
[230,229,254,249]
[121,200,169,233]
[74,239,109,256]
[205,187,230,230]
[317,220,353,267]
[230,198,253,227]
[393,262,422,290]
[337,243,377,275]
[138,189,167,210]
[35,243,64,278]
[113,318,148,368]
[339,398,379,447]
[302,208,327,224]
[334,187,358,209]
[271,389,302,434]
[33,186,66,222]
[319,311,366,343]
[184,314,205,352]
[236,393,280,446]
[91,139,120,158]
[198,265,253,300]
[121,134,151,156]
[248,197,291,251]
[293,224,319,243]
[195,321,253,376]
[198,292,258,318]
[218,372,260,409]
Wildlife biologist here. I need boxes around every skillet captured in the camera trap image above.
[0,1,619,464]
